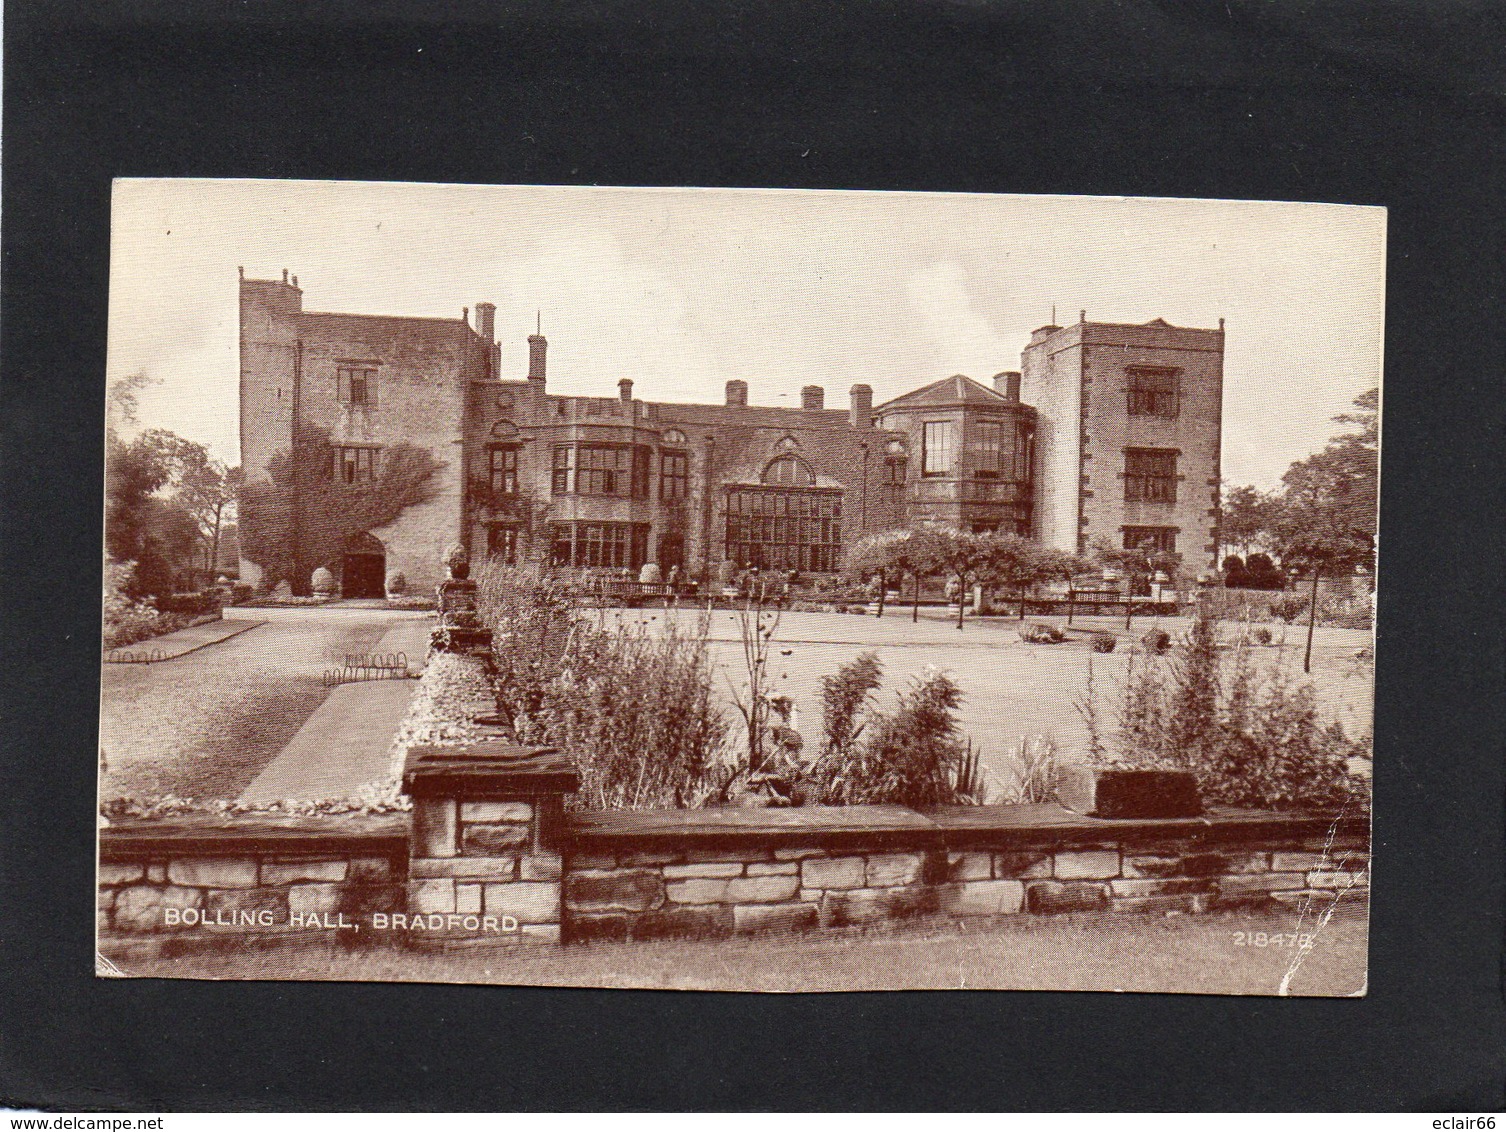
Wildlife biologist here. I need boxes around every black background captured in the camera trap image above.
[3,0,1503,1112]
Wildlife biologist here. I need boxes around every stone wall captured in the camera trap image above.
[97,814,408,952]
[406,795,564,944]
[557,804,1369,941]
[98,803,1369,952]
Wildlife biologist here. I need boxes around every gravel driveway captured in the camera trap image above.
[99,607,433,801]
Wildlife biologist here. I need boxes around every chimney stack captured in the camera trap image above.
[618,378,634,403]
[801,385,825,411]
[849,384,873,428]
[527,332,547,384]
[475,302,496,343]
[994,371,1022,401]
[725,379,748,407]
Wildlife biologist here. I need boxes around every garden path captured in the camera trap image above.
[236,619,429,803]
[99,606,432,801]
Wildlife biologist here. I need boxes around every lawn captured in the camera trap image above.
[108,904,1368,996]
[601,606,1374,799]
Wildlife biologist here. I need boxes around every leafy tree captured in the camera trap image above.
[1032,546,1096,624]
[1271,389,1379,672]
[1093,538,1181,631]
[976,533,1059,620]
[929,528,994,629]
[173,449,241,574]
[847,526,947,622]
[1220,484,1278,556]
[239,425,444,594]
[106,408,206,598]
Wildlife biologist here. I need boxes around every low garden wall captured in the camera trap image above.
[557,804,1369,941]
[97,814,408,953]
[98,798,1369,952]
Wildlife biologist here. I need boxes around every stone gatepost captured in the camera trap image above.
[401,742,579,945]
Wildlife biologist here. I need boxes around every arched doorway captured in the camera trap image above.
[341,532,386,598]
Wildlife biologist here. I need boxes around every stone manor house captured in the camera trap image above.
[238,270,1224,596]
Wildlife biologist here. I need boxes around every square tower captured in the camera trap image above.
[1020,315,1223,575]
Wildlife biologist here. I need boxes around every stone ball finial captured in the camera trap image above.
[443,542,471,580]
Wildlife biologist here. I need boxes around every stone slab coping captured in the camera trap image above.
[564,803,1369,853]
[563,804,946,852]
[402,742,580,797]
[924,803,1369,848]
[99,813,410,860]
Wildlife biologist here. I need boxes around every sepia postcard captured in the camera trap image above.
[97,181,1380,994]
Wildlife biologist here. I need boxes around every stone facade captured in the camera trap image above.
[1021,315,1225,573]
[238,273,1224,594]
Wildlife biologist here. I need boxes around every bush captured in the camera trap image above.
[1091,632,1118,654]
[1244,553,1287,591]
[534,613,733,810]
[1104,610,1368,813]
[1270,595,1308,623]
[475,563,732,809]
[1140,628,1171,654]
[1252,626,1273,645]
[1019,622,1066,644]
[230,583,254,605]
[156,591,224,617]
[385,572,407,596]
[802,659,981,807]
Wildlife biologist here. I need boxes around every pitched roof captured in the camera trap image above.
[874,373,1011,412]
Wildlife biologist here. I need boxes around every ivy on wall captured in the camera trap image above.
[240,425,444,594]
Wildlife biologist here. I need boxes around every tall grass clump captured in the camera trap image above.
[476,563,732,809]
[540,611,733,810]
[803,656,982,806]
[1082,607,1369,814]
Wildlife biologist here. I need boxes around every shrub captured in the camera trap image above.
[103,560,165,649]
[1104,609,1368,813]
[535,612,733,810]
[385,572,407,596]
[1091,632,1118,654]
[1271,594,1307,623]
[156,591,224,617]
[1140,628,1171,654]
[1252,626,1273,646]
[475,563,732,809]
[1019,622,1066,644]
[475,562,580,743]
[229,583,254,605]
[803,664,978,807]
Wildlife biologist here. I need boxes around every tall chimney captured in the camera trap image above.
[618,378,633,403]
[801,385,825,411]
[527,333,547,383]
[725,379,748,407]
[475,302,496,343]
[994,371,1021,401]
[849,384,874,428]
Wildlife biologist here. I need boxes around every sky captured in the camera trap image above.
[108,180,1385,490]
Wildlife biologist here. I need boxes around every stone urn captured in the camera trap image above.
[311,566,336,595]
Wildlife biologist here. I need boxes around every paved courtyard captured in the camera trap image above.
[604,605,1375,799]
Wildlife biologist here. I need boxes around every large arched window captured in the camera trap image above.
[762,455,815,487]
